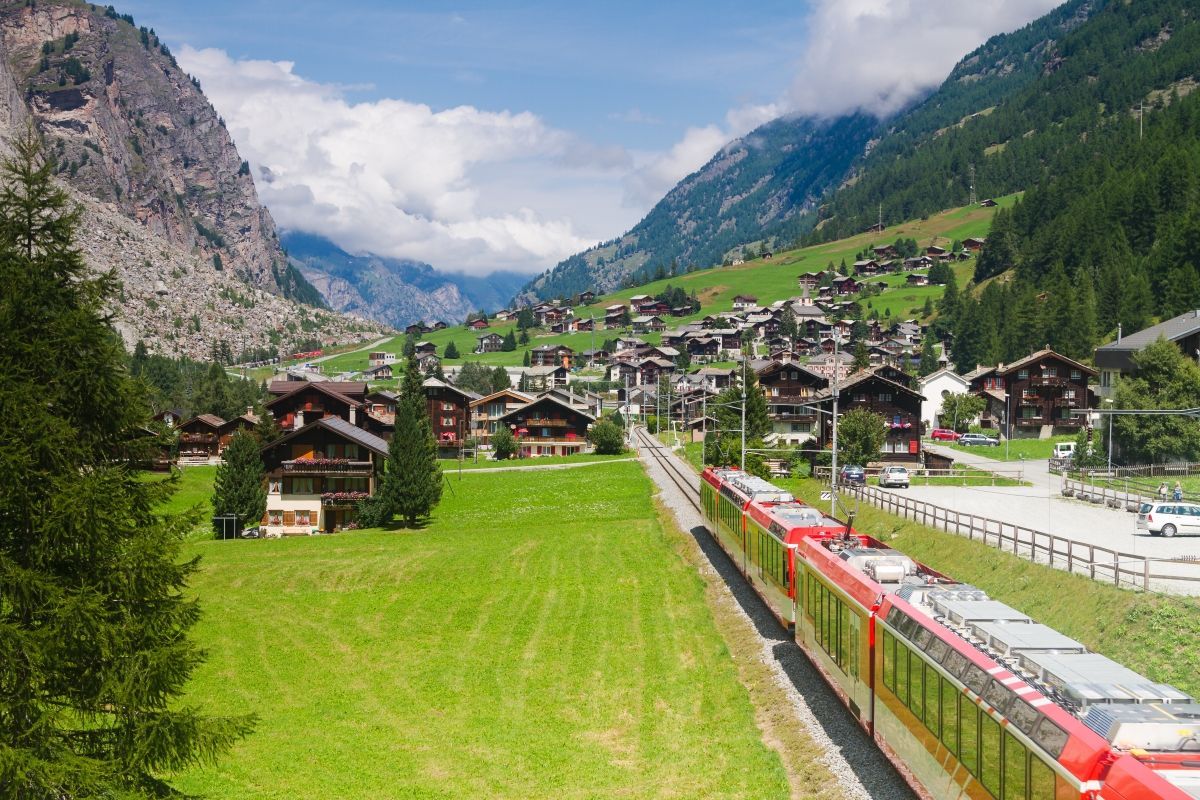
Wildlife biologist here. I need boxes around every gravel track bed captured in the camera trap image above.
[634,429,913,800]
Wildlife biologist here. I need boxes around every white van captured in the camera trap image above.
[1053,442,1076,459]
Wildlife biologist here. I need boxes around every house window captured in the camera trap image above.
[1101,371,1111,388]
[269,479,281,494]
[442,402,455,411]
[878,392,892,402]
[854,393,867,403]
[295,510,311,526]
[1064,389,1075,400]
[542,428,551,437]
[1046,367,1057,378]
[285,477,315,495]
[1071,369,1082,380]
[268,509,283,526]
[441,417,455,427]
[1018,370,1028,380]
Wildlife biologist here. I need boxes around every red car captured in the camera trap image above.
[930,428,961,441]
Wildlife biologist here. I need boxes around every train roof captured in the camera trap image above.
[702,467,794,504]
[746,499,847,541]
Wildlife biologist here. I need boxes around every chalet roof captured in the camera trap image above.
[262,415,389,458]
[733,294,758,301]
[364,364,393,376]
[996,348,1097,377]
[694,367,736,377]
[917,368,969,388]
[639,357,675,368]
[187,413,226,429]
[497,394,596,423]
[268,379,366,397]
[469,388,534,408]
[631,315,663,323]
[423,377,481,400]
[1096,310,1200,355]
[266,380,364,410]
[819,370,925,400]
[756,360,827,383]
[962,365,997,381]
[524,365,568,376]
[477,332,504,340]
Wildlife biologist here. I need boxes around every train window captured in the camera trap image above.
[980,713,1002,797]
[925,637,949,664]
[925,666,940,736]
[942,649,968,679]
[964,664,990,696]
[984,680,1014,715]
[941,681,960,755]
[897,613,917,639]
[1030,718,1068,760]
[887,606,905,626]
[838,603,850,672]
[848,615,860,679]
[1009,698,1039,736]
[910,658,925,720]
[1003,731,1027,800]
[896,642,910,706]
[959,700,980,776]
[912,624,933,650]
[882,631,896,691]
[1028,755,1056,800]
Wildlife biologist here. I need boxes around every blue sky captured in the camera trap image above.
[118,0,1062,276]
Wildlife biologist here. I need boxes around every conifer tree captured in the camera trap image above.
[501,329,517,351]
[919,333,939,376]
[853,340,871,370]
[212,429,267,532]
[444,340,459,359]
[0,127,253,796]
[377,359,442,527]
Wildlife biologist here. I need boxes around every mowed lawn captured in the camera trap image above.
[173,462,789,799]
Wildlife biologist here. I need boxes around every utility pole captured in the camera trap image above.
[1139,103,1144,141]
[830,336,840,516]
[877,203,882,231]
[740,352,747,470]
[968,163,977,206]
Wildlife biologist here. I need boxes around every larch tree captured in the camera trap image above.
[377,358,443,526]
[0,127,253,796]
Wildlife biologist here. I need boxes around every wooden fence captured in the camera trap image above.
[845,484,1200,593]
[815,465,1025,485]
[1060,476,1150,512]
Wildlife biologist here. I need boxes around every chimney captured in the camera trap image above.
[247,405,254,416]
[294,410,304,429]
[350,406,357,425]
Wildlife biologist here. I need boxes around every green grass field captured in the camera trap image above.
[781,477,1200,698]
[141,464,218,538]
[941,434,1076,461]
[172,463,791,799]
[315,195,1018,377]
[438,452,635,470]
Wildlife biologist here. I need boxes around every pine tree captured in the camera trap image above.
[0,126,253,795]
[377,359,442,527]
[491,365,511,392]
[253,406,282,444]
[444,340,459,359]
[523,350,531,367]
[212,430,267,532]
[853,340,871,370]
[919,332,939,375]
[501,329,517,351]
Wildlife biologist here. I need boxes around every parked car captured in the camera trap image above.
[839,464,866,485]
[958,433,1000,446]
[930,428,961,442]
[1052,442,1076,459]
[878,466,910,488]
[1136,502,1200,537]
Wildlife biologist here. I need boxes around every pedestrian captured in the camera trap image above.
[1158,481,1168,501]
[1174,481,1183,502]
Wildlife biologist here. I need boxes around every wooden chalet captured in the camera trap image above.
[969,349,1095,435]
[424,378,477,454]
[816,371,925,463]
[266,381,367,431]
[364,363,393,380]
[496,395,595,457]
[177,413,225,461]
[414,341,437,356]
[574,290,596,305]
[470,388,534,449]
[756,360,828,445]
[530,344,573,367]
[260,416,388,535]
[475,332,505,353]
[732,294,759,311]
[961,237,986,252]
[468,318,490,330]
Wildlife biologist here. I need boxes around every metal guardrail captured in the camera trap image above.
[845,484,1200,593]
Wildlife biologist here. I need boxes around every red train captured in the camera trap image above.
[700,466,1200,800]
[288,349,323,361]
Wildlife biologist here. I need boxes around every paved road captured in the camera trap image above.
[874,443,1200,593]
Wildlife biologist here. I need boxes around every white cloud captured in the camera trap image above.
[785,0,1062,118]
[179,46,631,275]
[623,0,1059,209]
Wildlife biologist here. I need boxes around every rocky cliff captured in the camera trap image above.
[0,2,317,299]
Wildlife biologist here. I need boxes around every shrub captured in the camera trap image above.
[588,418,626,455]
[492,427,517,460]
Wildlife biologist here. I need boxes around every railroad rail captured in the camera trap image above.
[633,427,704,515]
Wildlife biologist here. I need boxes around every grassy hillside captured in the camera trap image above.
[173,464,800,799]
[319,195,1015,378]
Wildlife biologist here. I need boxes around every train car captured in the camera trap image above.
[699,468,796,625]
[697,470,1200,800]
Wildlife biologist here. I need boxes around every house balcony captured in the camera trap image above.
[321,491,370,508]
[180,433,217,444]
[523,418,571,427]
[771,412,817,422]
[282,459,373,474]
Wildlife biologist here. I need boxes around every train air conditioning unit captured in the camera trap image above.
[1018,652,1192,710]
[1082,702,1200,751]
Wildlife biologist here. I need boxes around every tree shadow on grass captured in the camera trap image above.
[685,523,915,800]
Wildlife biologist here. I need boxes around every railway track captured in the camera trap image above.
[630,426,913,800]
[633,427,704,513]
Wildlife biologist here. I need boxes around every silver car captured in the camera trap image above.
[1136,502,1200,537]
[878,466,910,488]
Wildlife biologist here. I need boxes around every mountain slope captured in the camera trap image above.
[520,112,876,302]
[283,232,528,328]
[520,0,1097,304]
[0,1,321,304]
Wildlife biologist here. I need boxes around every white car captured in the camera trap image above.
[1136,502,1200,537]
[878,466,910,488]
